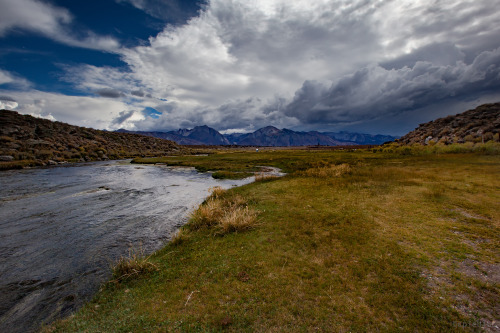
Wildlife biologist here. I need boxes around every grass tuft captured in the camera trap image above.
[208,186,226,199]
[217,206,259,234]
[170,228,189,246]
[111,248,158,283]
[188,193,259,234]
[188,198,225,230]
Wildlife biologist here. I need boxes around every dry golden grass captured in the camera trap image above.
[300,163,352,177]
[208,186,226,199]
[111,249,158,283]
[218,206,259,234]
[188,194,259,234]
[188,198,225,229]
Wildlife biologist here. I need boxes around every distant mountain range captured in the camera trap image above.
[117,126,398,146]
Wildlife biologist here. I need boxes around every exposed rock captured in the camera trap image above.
[0,155,14,161]
[398,103,500,145]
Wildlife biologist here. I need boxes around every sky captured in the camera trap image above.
[0,0,499,135]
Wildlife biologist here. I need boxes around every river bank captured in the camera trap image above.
[47,150,500,332]
[0,160,254,333]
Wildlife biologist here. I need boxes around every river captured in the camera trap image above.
[0,160,253,332]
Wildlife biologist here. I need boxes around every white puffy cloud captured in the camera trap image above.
[0,97,18,110]
[0,0,119,51]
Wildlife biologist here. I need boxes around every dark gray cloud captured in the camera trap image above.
[131,89,145,97]
[111,110,135,125]
[116,0,206,23]
[284,47,500,127]
[0,95,16,102]
[95,88,124,98]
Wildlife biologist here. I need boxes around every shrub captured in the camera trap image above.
[35,149,54,160]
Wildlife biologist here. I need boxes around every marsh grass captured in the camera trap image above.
[48,149,499,332]
[208,186,226,199]
[212,170,254,179]
[189,191,259,234]
[111,248,158,283]
[188,198,226,230]
[218,206,259,234]
[170,228,188,246]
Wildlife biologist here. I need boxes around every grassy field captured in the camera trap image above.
[47,148,499,332]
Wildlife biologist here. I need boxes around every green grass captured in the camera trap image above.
[46,148,499,332]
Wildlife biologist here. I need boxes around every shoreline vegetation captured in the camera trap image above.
[45,145,499,332]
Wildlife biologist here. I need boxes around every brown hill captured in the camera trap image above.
[0,109,182,168]
[397,103,500,145]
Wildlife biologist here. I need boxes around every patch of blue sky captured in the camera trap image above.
[142,107,162,119]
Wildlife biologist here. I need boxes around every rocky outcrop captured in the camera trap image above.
[397,103,500,145]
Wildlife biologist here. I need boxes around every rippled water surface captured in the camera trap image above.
[0,160,252,332]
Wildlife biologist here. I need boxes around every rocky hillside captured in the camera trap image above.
[0,110,181,168]
[397,103,500,145]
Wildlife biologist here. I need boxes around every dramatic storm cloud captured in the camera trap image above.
[1,0,499,134]
[285,47,500,125]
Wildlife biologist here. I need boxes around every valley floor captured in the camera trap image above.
[47,149,499,332]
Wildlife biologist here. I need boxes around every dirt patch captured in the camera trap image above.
[457,259,500,284]
[453,208,490,221]
[422,260,500,331]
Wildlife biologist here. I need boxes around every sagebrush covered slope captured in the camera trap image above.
[0,110,182,167]
[397,103,500,145]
